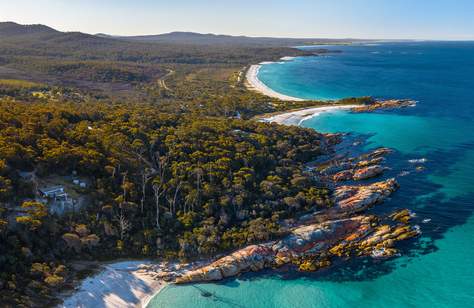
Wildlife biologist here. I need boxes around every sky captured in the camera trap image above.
[1,0,473,40]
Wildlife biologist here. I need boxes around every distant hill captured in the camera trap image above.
[0,22,121,52]
[0,22,359,48]
[0,21,362,76]
[115,31,356,46]
[94,33,118,39]
[0,22,59,38]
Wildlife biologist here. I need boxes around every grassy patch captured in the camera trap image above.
[0,79,46,89]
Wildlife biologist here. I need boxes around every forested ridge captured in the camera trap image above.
[0,22,351,306]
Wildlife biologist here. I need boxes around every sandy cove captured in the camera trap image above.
[60,261,170,308]
[245,59,358,125]
[245,58,415,126]
[60,260,207,308]
[245,64,304,101]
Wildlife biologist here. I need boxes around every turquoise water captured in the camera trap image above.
[149,43,474,307]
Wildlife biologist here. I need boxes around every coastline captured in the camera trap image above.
[58,105,357,308]
[245,58,360,125]
[245,62,304,101]
[260,104,358,126]
[61,261,167,308]
[60,58,415,308]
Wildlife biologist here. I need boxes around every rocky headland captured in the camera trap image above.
[174,180,419,283]
[351,99,417,113]
[259,99,416,126]
[60,133,422,307]
[149,147,421,284]
[87,113,421,295]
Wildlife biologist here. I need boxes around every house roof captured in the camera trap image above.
[39,186,64,194]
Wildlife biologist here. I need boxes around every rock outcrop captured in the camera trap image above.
[333,170,353,182]
[333,178,399,213]
[351,99,416,113]
[389,209,415,224]
[176,216,370,284]
[301,178,399,225]
[323,148,392,183]
[360,147,393,160]
[333,165,386,182]
[175,245,275,283]
[353,165,386,180]
[176,209,420,283]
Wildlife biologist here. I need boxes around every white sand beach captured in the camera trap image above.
[246,60,358,125]
[245,64,304,101]
[61,261,166,308]
[261,105,358,126]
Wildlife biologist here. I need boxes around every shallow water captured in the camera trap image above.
[149,42,474,307]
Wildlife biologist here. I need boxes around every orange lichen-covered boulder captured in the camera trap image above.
[333,170,353,182]
[334,179,399,213]
[353,165,386,180]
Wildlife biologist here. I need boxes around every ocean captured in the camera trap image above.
[148,42,474,307]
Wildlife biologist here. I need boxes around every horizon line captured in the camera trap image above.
[3,20,474,42]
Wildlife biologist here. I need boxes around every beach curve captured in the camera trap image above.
[61,261,167,308]
[260,105,358,126]
[245,63,304,101]
[246,59,358,125]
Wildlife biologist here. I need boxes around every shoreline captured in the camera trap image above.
[61,59,414,308]
[245,61,305,101]
[260,104,358,126]
[61,261,168,308]
[245,57,358,125]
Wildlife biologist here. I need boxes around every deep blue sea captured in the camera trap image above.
[149,42,474,307]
